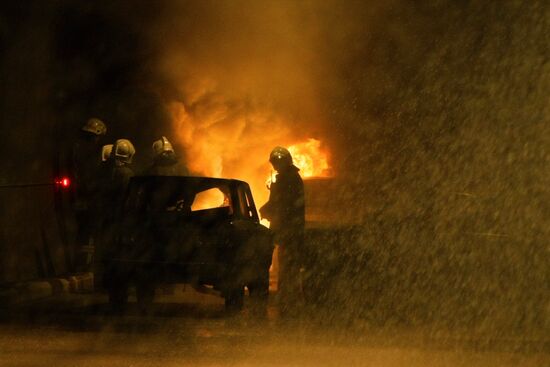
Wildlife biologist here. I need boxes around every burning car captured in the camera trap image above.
[103,176,274,312]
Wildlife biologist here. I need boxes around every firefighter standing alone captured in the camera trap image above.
[260,146,305,314]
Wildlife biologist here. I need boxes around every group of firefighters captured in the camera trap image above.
[72,117,305,314]
[72,118,188,280]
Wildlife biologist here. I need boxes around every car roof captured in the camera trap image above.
[129,175,248,191]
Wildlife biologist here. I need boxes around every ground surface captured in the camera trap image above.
[0,287,547,367]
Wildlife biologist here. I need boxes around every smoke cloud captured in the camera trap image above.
[145,0,347,205]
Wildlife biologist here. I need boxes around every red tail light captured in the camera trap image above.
[55,177,71,188]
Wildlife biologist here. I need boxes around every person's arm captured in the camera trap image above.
[260,179,281,220]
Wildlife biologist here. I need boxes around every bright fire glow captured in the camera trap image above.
[263,138,331,227]
[288,139,331,178]
[191,188,229,211]
[169,101,332,223]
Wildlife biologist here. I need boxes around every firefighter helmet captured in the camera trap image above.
[152,136,175,158]
[113,139,135,164]
[101,144,113,162]
[269,146,292,168]
[81,118,107,136]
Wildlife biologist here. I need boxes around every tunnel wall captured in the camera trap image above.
[0,3,71,284]
[0,1,169,284]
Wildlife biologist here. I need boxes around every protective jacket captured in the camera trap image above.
[72,137,103,204]
[144,155,189,176]
[261,165,305,235]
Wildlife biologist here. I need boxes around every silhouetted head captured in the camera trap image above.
[269,146,292,172]
[112,139,135,165]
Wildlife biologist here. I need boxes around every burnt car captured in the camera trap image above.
[103,176,274,312]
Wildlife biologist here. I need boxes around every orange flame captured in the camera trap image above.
[169,101,331,217]
[288,139,331,178]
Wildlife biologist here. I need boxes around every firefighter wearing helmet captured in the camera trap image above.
[108,139,135,209]
[145,136,189,176]
[101,139,135,224]
[112,139,135,164]
[82,117,107,136]
[153,136,175,158]
[101,144,113,162]
[260,146,305,315]
[73,118,108,192]
[99,139,136,296]
[72,118,108,271]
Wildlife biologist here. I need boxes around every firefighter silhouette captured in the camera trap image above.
[99,139,136,298]
[260,146,305,314]
[72,118,107,271]
[105,139,135,219]
[145,136,189,176]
